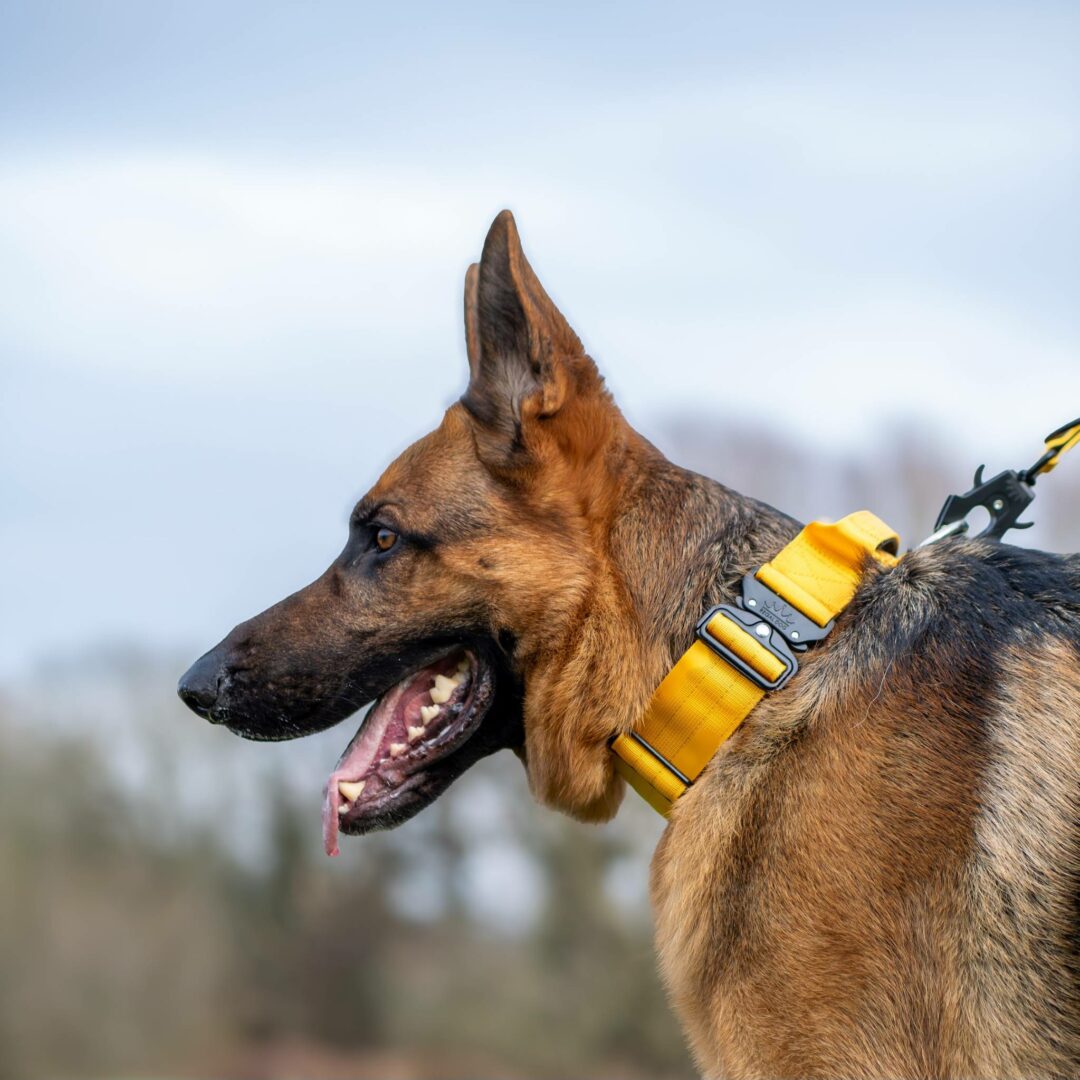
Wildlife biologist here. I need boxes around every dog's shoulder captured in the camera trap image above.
[849,537,1080,659]
[846,543,1080,1076]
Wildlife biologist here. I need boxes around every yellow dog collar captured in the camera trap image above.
[612,511,900,816]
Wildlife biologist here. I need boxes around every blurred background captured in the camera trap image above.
[2,2,1078,1077]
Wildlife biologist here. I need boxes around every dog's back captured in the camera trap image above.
[653,538,1080,1079]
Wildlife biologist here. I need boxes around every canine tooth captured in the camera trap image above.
[338,803,348,815]
[389,742,407,757]
[419,703,441,723]
[338,779,365,802]
[407,724,425,743]
[430,674,457,703]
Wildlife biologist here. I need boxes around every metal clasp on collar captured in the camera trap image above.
[695,573,834,692]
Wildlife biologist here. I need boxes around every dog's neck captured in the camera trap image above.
[613,434,801,664]
[514,408,803,812]
[517,422,802,819]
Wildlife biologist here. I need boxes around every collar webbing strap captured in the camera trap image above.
[612,511,900,816]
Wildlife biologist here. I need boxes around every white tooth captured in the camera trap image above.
[338,803,349,815]
[419,703,441,723]
[338,779,365,802]
[407,725,425,743]
[430,674,457,703]
[389,742,407,757]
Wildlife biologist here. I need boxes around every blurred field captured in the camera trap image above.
[2,420,1076,1079]
[0,648,682,1080]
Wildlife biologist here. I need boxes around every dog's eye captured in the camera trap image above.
[374,527,398,552]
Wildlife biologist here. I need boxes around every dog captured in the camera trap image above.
[179,210,1080,1079]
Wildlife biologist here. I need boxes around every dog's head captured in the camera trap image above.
[179,211,647,852]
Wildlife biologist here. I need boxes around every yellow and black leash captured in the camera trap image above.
[1024,416,1080,482]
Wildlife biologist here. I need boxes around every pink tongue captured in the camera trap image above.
[321,684,404,857]
[323,792,341,857]
[321,653,466,856]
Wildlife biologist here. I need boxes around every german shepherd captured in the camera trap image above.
[179,211,1080,1079]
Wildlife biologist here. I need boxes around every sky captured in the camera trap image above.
[2,1,1078,677]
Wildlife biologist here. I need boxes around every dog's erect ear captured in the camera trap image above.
[462,211,585,452]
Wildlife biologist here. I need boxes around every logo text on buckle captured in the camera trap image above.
[760,597,796,632]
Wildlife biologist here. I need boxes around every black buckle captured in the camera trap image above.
[695,574,834,692]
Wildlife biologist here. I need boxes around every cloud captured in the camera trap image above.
[2,39,1078,671]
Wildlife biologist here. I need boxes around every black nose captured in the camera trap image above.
[178,651,225,721]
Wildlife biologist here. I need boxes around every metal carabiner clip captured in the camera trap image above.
[918,417,1080,548]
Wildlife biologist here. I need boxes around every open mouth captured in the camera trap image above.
[322,647,494,856]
